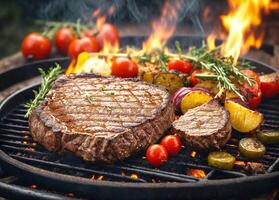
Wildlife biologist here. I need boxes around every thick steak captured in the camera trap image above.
[29,74,174,163]
[172,99,231,150]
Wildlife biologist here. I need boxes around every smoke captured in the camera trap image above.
[17,0,205,34]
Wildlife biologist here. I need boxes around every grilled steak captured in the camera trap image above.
[29,74,174,163]
[172,99,231,150]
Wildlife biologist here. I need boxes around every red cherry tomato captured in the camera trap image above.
[146,144,168,167]
[241,69,261,94]
[96,23,119,48]
[189,69,202,86]
[240,69,262,109]
[21,32,51,60]
[111,57,138,78]
[247,89,262,110]
[67,36,100,59]
[260,72,279,98]
[167,60,193,74]
[55,27,76,55]
[160,135,182,156]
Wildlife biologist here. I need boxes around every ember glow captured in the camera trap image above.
[209,0,279,63]
[142,0,182,50]
[187,169,206,178]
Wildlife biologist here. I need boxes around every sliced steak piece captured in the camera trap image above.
[172,99,231,150]
[29,74,174,163]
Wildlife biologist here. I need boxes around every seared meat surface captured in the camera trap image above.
[172,99,231,150]
[29,74,174,163]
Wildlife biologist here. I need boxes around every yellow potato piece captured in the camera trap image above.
[224,101,263,133]
[181,91,213,113]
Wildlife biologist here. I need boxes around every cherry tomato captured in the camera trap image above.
[67,36,100,59]
[240,69,262,109]
[241,69,261,94]
[247,89,262,110]
[111,57,138,78]
[189,69,202,86]
[96,23,119,48]
[21,32,51,60]
[260,72,279,98]
[146,144,168,167]
[167,60,193,74]
[160,135,182,156]
[55,27,76,55]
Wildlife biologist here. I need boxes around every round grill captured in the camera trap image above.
[0,37,278,199]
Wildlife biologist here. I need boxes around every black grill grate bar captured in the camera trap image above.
[0,124,29,131]
[7,113,26,119]
[0,139,35,148]
[3,118,29,126]
[112,164,199,181]
[10,154,147,183]
[0,127,30,136]
[267,158,279,173]
[259,110,279,115]
[1,145,48,156]
[0,133,31,141]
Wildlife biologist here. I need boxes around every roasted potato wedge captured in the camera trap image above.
[224,100,263,133]
[180,89,213,113]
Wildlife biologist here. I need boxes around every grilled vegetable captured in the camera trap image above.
[224,100,263,133]
[172,87,193,113]
[146,144,168,167]
[160,135,182,156]
[256,131,279,144]
[194,80,219,94]
[208,151,235,170]
[225,98,248,108]
[141,71,155,83]
[226,91,239,99]
[260,72,279,98]
[154,72,184,93]
[21,33,52,60]
[180,89,213,114]
[239,138,266,158]
[189,69,202,86]
[112,57,138,78]
[167,60,192,74]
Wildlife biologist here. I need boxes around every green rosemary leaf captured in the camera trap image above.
[24,63,63,118]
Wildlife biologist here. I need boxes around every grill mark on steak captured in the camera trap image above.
[29,74,174,163]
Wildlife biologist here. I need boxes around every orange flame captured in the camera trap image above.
[66,6,118,75]
[143,0,182,50]
[217,0,278,63]
[187,169,206,178]
[207,33,216,50]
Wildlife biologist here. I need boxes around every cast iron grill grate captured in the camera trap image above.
[0,86,278,183]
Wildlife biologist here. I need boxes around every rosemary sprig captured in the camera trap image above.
[25,64,63,118]
[182,44,253,100]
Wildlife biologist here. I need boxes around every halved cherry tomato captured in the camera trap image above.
[247,89,262,110]
[21,32,52,60]
[96,23,119,48]
[67,36,100,59]
[241,69,261,95]
[55,27,76,55]
[160,135,182,156]
[189,69,202,86]
[167,60,193,74]
[111,57,138,78]
[260,72,279,98]
[240,69,262,109]
[146,144,168,167]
